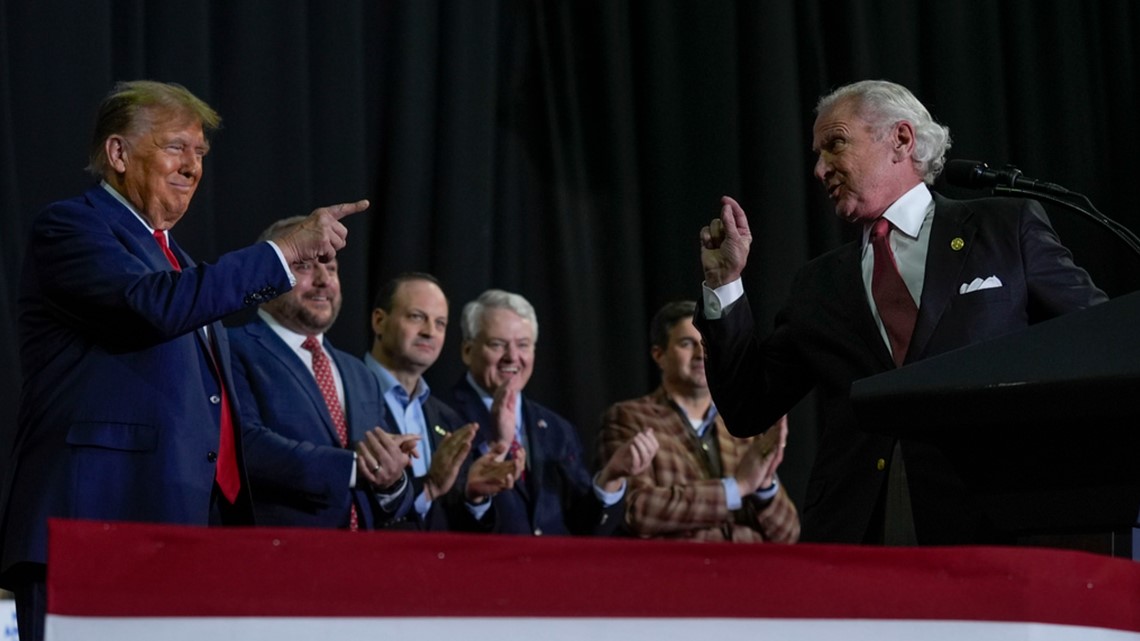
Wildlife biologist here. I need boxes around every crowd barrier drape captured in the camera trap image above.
[44,518,1140,640]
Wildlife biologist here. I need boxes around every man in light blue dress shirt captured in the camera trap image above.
[364,273,520,530]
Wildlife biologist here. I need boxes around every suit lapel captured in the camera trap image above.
[515,398,543,501]
[87,186,157,268]
[250,321,341,445]
[713,415,746,478]
[147,230,228,402]
[168,235,193,273]
[452,381,489,435]
[834,242,896,370]
[653,389,715,479]
[421,401,449,452]
[206,320,231,384]
[168,246,218,365]
[908,196,978,362]
[326,343,365,442]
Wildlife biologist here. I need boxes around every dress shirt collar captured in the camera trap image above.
[694,402,719,437]
[861,182,932,245]
[257,308,322,351]
[258,309,344,408]
[102,180,160,236]
[660,387,718,437]
[363,352,430,406]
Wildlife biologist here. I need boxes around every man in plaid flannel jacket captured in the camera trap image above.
[598,301,799,542]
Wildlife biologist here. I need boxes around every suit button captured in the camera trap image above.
[207,451,218,462]
[533,528,543,536]
[209,395,221,404]
[876,458,886,471]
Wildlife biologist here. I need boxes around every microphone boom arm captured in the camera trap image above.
[993,185,1140,258]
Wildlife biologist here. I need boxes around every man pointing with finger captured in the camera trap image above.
[696,80,1105,547]
[0,80,369,640]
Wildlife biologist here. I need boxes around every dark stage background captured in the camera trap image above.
[3,1,1138,511]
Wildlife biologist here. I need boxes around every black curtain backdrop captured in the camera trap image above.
[3,1,1138,511]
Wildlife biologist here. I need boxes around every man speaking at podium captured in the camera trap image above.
[696,80,1106,546]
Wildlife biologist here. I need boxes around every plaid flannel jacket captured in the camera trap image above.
[598,387,799,543]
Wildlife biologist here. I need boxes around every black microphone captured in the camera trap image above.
[944,159,1070,195]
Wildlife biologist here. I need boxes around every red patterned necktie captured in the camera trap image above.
[870,217,918,367]
[302,335,358,530]
[154,230,242,502]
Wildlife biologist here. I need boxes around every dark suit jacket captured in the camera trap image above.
[1,184,290,585]
[697,194,1107,545]
[228,318,412,529]
[375,391,476,531]
[447,378,624,536]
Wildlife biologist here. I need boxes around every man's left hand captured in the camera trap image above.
[597,428,659,492]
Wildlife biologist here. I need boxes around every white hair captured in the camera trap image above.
[460,289,539,342]
[817,80,952,185]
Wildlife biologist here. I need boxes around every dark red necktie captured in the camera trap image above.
[870,217,918,367]
[302,335,358,530]
[154,230,242,503]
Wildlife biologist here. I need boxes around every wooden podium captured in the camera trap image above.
[851,291,1140,558]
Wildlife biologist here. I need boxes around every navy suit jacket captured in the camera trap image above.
[228,318,413,529]
[447,378,623,536]
[1,184,290,584]
[697,194,1107,545]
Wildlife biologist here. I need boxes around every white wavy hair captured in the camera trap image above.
[460,289,539,342]
[816,80,952,185]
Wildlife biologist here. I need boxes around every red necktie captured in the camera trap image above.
[153,230,242,502]
[870,217,918,367]
[302,335,358,530]
[153,230,181,272]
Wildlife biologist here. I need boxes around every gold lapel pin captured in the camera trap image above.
[433,425,448,436]
[950,237,965,251]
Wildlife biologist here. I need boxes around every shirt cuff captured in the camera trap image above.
[414,487,433,516]
[722,477,743,510]
[467,497,493,521]
[754,476,780,502]
[349,452,357,488]
[265,240,296,287]
[702,277,744,319]
[375,472,409,508]
[592,472,625,506]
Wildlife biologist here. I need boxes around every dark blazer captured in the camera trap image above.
[228,318,412,529]
[375,390,475,531]
[447,378,624,536]
[1,184,290,584]
[697,194,1107,545]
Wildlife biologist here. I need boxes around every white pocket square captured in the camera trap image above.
[959,275,1003,294]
